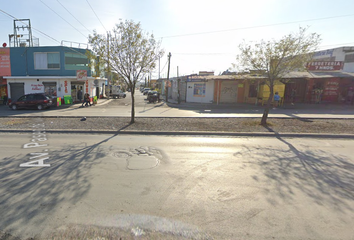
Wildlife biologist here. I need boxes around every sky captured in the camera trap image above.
[1,0,354,79]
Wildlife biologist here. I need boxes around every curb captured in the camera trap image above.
[1,129,354,139]
[1,116,354,120]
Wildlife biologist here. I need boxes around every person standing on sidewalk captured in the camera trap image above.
[85,93,92,107]
[273,92,280,109]
[82,93,88,107]
[77,89,83,104]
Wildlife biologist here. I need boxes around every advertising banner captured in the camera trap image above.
[193,83,206,97]
[307,61,343,71]
[76,70,87,81]
[0,48,11,76]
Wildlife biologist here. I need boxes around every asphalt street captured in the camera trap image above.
[1,92,354,118]
[1,132,354,239]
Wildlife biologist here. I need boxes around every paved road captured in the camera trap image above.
[1,92,354,118]
[1,132,354,239]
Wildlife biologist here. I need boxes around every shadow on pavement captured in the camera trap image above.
[235,131,354,213]
[0,124,131,239]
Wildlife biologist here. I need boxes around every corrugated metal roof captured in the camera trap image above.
[187,71,354,81]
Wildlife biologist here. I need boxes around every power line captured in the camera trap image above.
[56,0,92,33]
[162,13,354,38]
[160,59,168,75]
[40,0,87,38]
[0,8,88,57]
[86,0,107,32]
[173,53,235,55]
[0,8,61,44]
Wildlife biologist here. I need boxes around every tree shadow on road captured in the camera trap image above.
[0,131,125,239]
[235,136,354,213]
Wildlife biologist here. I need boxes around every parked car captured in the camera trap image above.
[143,88,151,95]
[147,91,159,103]
[9,93,53,110]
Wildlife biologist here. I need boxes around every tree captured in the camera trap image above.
[236,27,321,125]
[88,20,164,124]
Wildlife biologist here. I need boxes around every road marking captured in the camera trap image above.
[20,123,50,167]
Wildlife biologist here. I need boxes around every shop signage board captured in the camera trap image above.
[76,70,87,81]
[0,48,11,76]
[307,61,343,71]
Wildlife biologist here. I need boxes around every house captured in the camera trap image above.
[1,45,106,104]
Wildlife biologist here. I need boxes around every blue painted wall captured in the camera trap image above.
[9,46,91,76]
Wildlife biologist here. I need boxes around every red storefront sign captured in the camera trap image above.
[307,61,343,71]
[76,70,87,81]
[0,48,11,76]
[64,81,68,93]
[322,79,340,102]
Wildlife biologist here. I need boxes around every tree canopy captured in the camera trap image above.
[88,20,164,123]
[236,27,321,125]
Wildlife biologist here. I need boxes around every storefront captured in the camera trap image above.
[186,79,214,103]
[6,77,106,103]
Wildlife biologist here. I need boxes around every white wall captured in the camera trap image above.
[7,78,103,99]
[186,81,214,103]
[343,62,354,72]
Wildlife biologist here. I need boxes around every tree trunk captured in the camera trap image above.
[130,91,135,124]
[261,85,274,126]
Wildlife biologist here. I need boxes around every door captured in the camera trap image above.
[220,81,238,103]
[9,83,24,102]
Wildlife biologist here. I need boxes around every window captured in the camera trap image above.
[345,54,354,63]
[34,52,60,69]
[65,52,89,70]
[248,83,258,98]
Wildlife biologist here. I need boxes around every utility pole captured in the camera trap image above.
[158,57,160,79]
[166,52,171,102]
[177,66,181,104]
[107,31,111,98]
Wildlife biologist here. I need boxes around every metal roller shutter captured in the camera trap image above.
[220,81,238,103]
[9,83,24,102]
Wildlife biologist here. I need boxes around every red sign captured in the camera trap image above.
[31,84,44,91]
[307,61,343,71]
[0,48,11,76]
[64,81,68,93]
[76,70,87,81]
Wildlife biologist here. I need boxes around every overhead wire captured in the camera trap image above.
[86,0,107,32]
[56,0,92,33]
[159,59,168,75]
[161,13,354,38]
[39,0,87,38]
[0,8,61,44]
[0,8,88,57]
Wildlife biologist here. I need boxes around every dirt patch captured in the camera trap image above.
[1,117,354,134]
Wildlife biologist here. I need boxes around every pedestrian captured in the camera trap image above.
[85,93,92,107]
[82,93,87,107]
[77,89,82,103]
[273,92,280,108]
[2,95,7,105]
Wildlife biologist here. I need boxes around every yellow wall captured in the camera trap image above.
[258,83,285,99]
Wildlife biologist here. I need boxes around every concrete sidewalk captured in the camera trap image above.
[1,98,354,119]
